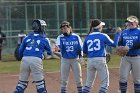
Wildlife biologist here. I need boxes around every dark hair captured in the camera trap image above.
[32,19,47,34]
[60,21,70,28]
[90,19,101,28]
[60,21,73,34]
[89,19,101,33]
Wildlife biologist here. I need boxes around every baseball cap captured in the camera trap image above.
[91,19,105,29]
[125,16,139,23]
[60,21,70,28]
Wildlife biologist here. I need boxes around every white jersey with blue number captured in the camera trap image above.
[57,33,83,59]
[83,31,120,58]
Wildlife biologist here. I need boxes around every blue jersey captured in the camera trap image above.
[57,33,83,58]
[83,31,120,58]
[19,32,52,59]
[119,28,140,56]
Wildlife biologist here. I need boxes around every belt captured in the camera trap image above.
[126,55,138,57]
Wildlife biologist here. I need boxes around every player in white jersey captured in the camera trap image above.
[54,21,83,93]
[82,19,121,93]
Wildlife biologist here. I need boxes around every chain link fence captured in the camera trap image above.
[0,0,140,57]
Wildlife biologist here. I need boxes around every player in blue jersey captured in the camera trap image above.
[13,19,52,93]
[82,19,121,93]
[54,21,83,93]
[118,15,140,93]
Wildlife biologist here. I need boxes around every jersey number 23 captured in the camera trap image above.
[87,39,101,51]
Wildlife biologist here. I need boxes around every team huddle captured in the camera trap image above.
[13,15,140,93]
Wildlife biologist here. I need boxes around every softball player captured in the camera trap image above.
[55,21,83,93]
[82,19,121,93]
[118,16,140,93]
[14,19,52,93]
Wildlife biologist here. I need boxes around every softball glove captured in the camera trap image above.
[116,46,129,56]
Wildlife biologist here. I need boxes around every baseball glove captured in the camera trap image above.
[116,46,129,56]
[77,57,87,68]
[106,53,111,63]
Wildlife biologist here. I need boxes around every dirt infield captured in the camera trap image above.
[0,68,134,93]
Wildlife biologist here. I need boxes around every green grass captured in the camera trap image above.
[0,61,20,73]
[0,54,121,74]
[43,59,60,72]
[0,59,61,74]
[107,54,121,68]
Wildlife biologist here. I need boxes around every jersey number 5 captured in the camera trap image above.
[87,39,101,51]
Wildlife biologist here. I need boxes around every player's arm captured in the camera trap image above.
[18,37,27,57]
[83,39,88,55]
[77,35,83,57]
[45,38,52,55]
[54,36,61,52]
[127,32,140,50]
[105,27,121,47]
[54,45,60,52]
[104,33,119,47]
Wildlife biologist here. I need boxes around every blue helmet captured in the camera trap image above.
[32,19,47,33]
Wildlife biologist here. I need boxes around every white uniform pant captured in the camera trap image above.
[84,57,109,90]
[19,56,44,81]
[120,56,140,83]
[61,58,83,88]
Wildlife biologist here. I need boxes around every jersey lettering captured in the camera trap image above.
[26,39,41,51]
[87,39,101,51]
[126,40,133,46]
[35,40,41,51]
[66,46,74,52]
[26,47,32,50]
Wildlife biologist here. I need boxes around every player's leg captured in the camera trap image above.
[14,57,30,93]
[14,80,29,93]
[71,59,83,93]
[119,57,131,93]
[34,79,47,93]
[131,56,140,93]
[96,57,109,93]
[60,58,71,93]
[82,58,97,93]
[30,57,47,93]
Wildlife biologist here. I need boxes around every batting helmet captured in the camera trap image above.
[32,19,47,33]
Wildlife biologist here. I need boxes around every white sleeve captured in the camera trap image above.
[45,37,51,46]
[77,35,83,47]
[56,36,60,46]
[104,34,114,43]
[77,35,83,56]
